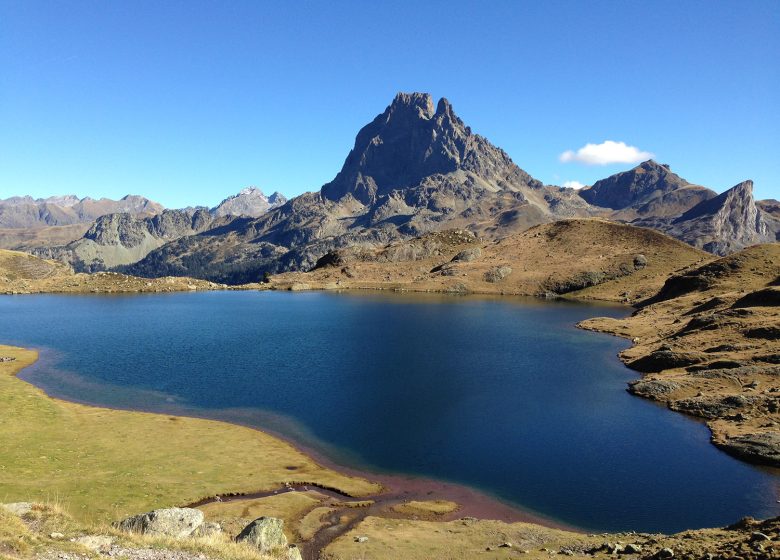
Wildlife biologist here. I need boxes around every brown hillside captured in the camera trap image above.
[0,249,234,294]
[271,219,711,303]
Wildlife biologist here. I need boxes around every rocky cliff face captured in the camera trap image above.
[321,93,542,203]
[211,187,286,218]
[0,194,163,228]
[662,180,775,254]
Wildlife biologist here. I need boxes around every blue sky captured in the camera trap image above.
[1,0,778,208]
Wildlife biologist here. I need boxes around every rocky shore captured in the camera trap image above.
[580,243,780,466]
[3,500,779,560]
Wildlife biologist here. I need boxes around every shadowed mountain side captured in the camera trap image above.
[578,160,716,218]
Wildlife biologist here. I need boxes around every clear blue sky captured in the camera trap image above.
[1,0,778,208]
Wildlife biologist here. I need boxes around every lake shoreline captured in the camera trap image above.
[9,343,577,534]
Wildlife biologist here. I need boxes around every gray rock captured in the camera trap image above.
[654,548,674,559]
[73,535,114,552]
[721,432,780,466]
[354,536,369,543]
[451,247,482,262]
[484,266,512,283]
[1,502,34,516]
[116,508,204,538]
[194,522,222,537]
[287,544,303,560]
[236,517,288,552]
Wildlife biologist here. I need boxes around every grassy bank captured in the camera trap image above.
[0,345,379,524]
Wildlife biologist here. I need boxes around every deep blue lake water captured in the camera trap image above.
[1,291,778,533]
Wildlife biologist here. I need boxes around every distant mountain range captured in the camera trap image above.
[0,194,162,228]
[2,188,286,269]
[4,92,777,282]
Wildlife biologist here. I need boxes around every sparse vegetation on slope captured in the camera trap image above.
[0,249,249,294]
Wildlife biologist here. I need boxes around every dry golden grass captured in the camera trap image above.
[200,492,326,539]
[390,500,459,517]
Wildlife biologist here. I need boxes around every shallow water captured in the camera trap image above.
[1,290,778,532]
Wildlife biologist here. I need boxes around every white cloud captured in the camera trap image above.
[562,180,586,190]
[559,141,654,166]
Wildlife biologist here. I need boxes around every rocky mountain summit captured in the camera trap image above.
[578,160,716,218]
[0,194,162,228]
[633,179,777,255]
[211,187,287,218]
[321,92,543,203]
[124,93,589,283]
[577,161,778,256]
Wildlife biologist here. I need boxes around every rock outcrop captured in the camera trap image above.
[235,517,289,552]
[116,507,205,538]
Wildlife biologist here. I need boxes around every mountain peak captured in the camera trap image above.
[389,92,435,118]
[579,161,692,210]
[320,92,539,203]
[211,187,285,218]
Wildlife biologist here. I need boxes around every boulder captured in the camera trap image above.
[74,535,114,552]
[1,502,33,516]
[451,247,482,262]
[116,507,204,538]
[287,544,303,560]
[236,517,288,552]
[484,266,512,283]
[195,522,222,537]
